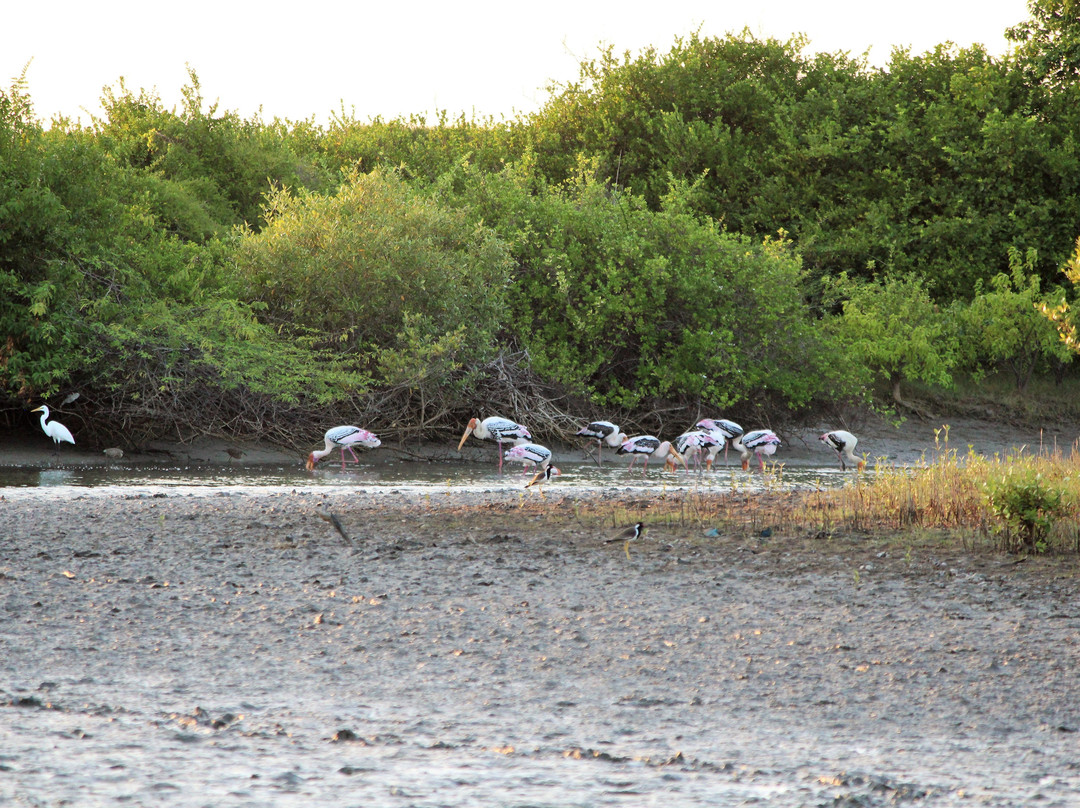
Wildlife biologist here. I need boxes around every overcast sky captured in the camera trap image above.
[6,0,1032,126]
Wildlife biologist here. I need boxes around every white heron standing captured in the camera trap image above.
[32,405,75,450]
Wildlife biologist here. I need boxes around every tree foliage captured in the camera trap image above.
[1007,0,1080,88]
[822,272,960,404]
[444,159,849,417]
[1040,236,1080,354]
[962,246,1073,391]
[233,167,513,391]
[5,7,1080,444]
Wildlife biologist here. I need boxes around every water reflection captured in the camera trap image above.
[0,458,856,499]
[33,468,77,486]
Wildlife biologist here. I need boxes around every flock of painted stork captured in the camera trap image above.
[29,403,865,481]
[305,414,867,485]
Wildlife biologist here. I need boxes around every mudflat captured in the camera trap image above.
[2,483,1079,806]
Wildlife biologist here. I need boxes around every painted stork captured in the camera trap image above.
[525,464,562,496]
[306,425,381,471]
[504,442,555,474]
[736,429,782,472]
[617,435,686,474]
[457,416,531,472]
[32,405,75,448]
[670,430,724,471]
[605,521,645,559]
[575,420,627,465]
[696,418,744,467]
[820,430,865,471]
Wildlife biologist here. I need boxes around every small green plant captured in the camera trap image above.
[985,473,1066,554]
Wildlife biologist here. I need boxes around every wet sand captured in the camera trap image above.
[2,482,1080,806]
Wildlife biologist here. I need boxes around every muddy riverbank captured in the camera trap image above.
[2,483,1079,806]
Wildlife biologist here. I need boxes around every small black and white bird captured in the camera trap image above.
[820,430,865,471]
[525,464,562,495]
[605,521,646,559]
[575,420,628,465]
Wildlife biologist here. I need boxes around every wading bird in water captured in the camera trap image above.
[820,430,865,471]
[458,416,531,472]
[575,420,627,466]
[504,443,555,474]
[617,436,686,474]
[696,418,744,468]
[670,430,724,472]
[736,429,781,471]
[306,426,381,471]
[32,405,75,452]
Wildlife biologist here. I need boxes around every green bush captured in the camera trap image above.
[985,472,1067,553]
[448,160,849,413]
[233,167,513,388]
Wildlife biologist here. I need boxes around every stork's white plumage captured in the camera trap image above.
[820,430,865,471]
[696,418,744,468]
[575,420,627,465]
[670,430,723,471]
[736,429,781,471]
[32,405,75,447]
[617,435,686,474]
[457,416,531,472]
[306,425,381,471]
[504,442,555,474]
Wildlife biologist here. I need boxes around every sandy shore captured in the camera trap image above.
[2,478,1080,805]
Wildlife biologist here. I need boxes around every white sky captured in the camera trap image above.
[6,0,1032,127]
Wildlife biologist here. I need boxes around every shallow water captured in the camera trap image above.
[0,458,854,499]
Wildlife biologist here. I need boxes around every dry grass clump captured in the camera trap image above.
[560,426,1080,556]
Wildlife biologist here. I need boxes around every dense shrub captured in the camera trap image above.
[233,167,513,391]
[447,161,850,415]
